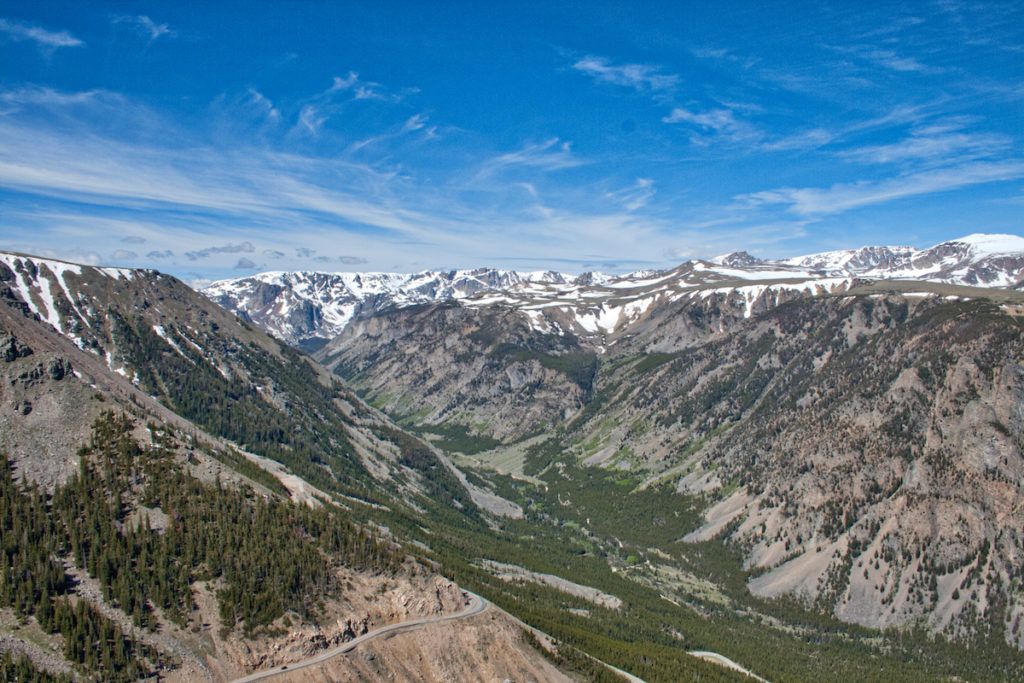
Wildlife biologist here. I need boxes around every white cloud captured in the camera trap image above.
[0,18,83,50]
[860,48,937,74]
[296,104,326,134]
[185,241,255,261]
[825,44,942,75]
[662,106,759,143]
[114,15,175,42]
[328,71,397,102]
[291,73,405,136]
[0,86,829,273]
[573,56,679,93]
[246,88,280,122]
[0,86,103,110]
[840,125,1009,165]
[401,113,428,132]
[740,160,1024,216]
[607,178,656,211]
[476,138,584,179]
[759,128,836,152]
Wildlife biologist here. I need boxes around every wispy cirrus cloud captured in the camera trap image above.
[292,72,410,136]
[859,48,939,74]
[606,178,656,211]
[312,254,368,265]
[401,113,428,133]
[0,85,103,110]
[759,128,836,152]
[572,55,679,93]
[689,47,758,69]
[328,71,405,102]
[348,112,436,152]
[575,52,770,150]
[244,88,280,123]
[475,138,584,179]
[185,241,255,261]
[662,106,760,144]
[113,15,175,43]
[13,74,1014,278]
[739,160,1024,216]
[0,18,83,51]
[844,131,1009,166]
[825,44,943,75]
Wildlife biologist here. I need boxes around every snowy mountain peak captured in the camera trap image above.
[711,251,763,267]
[204,267,605,347]
[781,245,918,272]
[935,233,1024,256]
[203,233,1024,346]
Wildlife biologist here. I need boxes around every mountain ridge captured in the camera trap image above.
[205,233,1024,347]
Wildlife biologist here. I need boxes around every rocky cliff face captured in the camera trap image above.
[318,302,597,442]
[567,294,1024,647]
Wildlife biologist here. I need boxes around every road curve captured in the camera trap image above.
[230,591,489,683]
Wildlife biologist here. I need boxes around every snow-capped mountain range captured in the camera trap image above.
[204,233,1024,346]
[204,268,614,348]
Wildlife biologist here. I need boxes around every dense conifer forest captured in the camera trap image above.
[0,412,405,679]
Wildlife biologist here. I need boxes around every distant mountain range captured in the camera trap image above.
[205,233,1024,347]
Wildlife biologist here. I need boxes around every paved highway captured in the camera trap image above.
[230,590,768,683]
[230,591,489,682]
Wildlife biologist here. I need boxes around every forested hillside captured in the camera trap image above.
[0,253,569,682]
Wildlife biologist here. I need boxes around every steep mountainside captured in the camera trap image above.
[319,302,598,442]
[0,251,571,682]
[569,292,1024,647]
[317,278,863,442]
[0,250,491,511]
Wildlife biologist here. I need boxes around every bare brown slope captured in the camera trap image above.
[578,294,1024,647]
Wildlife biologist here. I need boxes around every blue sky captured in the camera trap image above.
[1,1,1022,283]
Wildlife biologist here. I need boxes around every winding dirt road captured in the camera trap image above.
[230,591,489,682]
